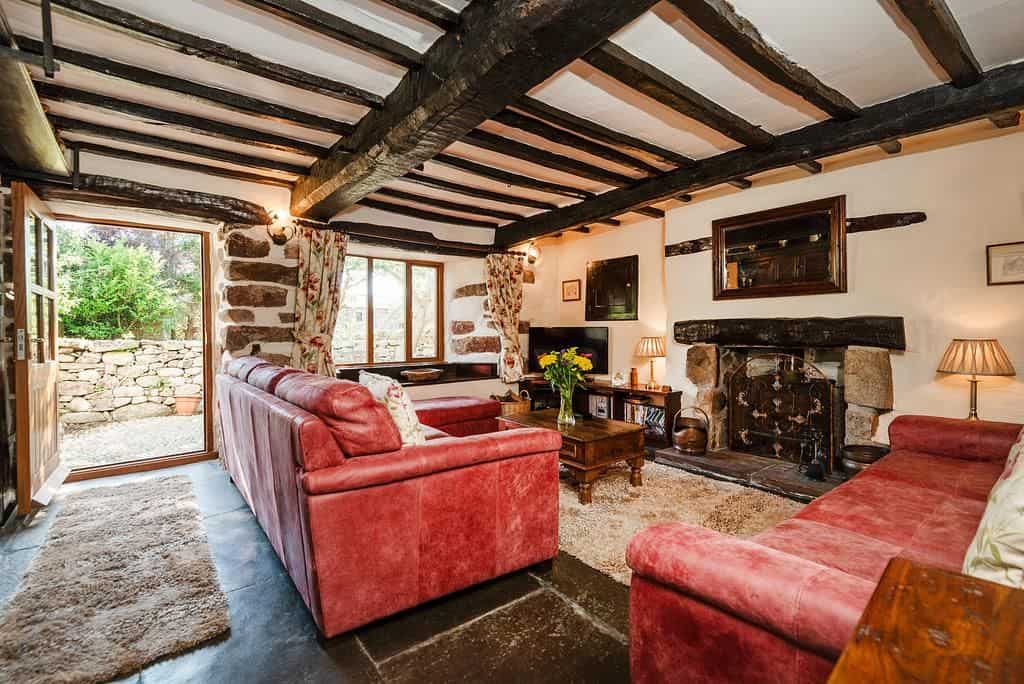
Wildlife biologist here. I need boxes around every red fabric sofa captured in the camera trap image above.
[627,415,1023,683]
[216,357,561,638]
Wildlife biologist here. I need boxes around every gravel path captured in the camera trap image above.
[60,415,206,470]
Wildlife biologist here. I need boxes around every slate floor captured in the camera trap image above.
[0,460,631,683]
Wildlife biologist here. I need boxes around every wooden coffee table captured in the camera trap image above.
[498,408,645,504]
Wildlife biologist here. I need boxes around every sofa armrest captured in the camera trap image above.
[889,415,1022,461]
[627,523,875,659]
[301,427,561,495]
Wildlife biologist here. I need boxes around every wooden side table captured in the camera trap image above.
[829,557,1024,683]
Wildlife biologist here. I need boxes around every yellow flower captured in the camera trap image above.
[576,356,593,372]
[538,353,557,368]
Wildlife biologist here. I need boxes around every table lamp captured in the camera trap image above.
[635,336,666,390]
[937,338,1015,420]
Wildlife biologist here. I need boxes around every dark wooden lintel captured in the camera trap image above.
[674,316,907,350]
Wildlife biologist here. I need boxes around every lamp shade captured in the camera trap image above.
[636,336,666,359]
[937,338,1015,376]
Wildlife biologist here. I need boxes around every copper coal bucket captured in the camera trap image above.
[672,406,709,455]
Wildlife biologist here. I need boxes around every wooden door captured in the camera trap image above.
[12,182,64,515]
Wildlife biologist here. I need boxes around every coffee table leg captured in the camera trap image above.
[629,456,644,487]
[578,481,593,505]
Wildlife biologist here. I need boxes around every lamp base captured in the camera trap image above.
[965,378,980,421]
[645,359,659,390]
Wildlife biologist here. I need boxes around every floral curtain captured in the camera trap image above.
[485,254,525,383]
[291,227,347,375]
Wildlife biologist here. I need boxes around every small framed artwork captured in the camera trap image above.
[561,279,581,301]
[987,242,1024,286]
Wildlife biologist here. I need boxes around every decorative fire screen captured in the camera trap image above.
[728,353,835,472]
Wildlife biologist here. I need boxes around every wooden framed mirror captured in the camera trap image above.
[712,195,847,300]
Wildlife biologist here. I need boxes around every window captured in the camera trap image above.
[334,255,443,365]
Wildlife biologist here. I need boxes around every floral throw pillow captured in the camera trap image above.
[962,429,1024,588]
[358,371,425,446]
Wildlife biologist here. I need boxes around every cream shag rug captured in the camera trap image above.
[559,462,804,584]
[0,476,230,684]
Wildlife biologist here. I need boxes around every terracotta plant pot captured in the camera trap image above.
[174,396,201,416]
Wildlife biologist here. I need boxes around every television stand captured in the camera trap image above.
[517,377,682,450]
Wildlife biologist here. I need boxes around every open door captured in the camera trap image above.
[11,181,65,515]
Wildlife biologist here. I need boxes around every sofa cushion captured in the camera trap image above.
[413,396,501,428]
[274,373,402,458]
[359,371,425,446]
[247,365,305,394]
[963,437,1024,588]
[421,424,450,441]
[225,355,271,381]
[858,450,1004,501]
[889,415,1023,461]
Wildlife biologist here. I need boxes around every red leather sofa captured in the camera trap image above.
[627,415,1023,683]
[216,357,561,638]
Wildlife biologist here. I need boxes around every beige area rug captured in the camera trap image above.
[560,462,804,584]
[0,476,230,684]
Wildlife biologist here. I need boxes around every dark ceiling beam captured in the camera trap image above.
[30,173,273,223]
[50,115,308,175]
[332,221,499,258]
[879,140,902,154]
[357,197,500,229]
[495,60,1024,246]
[582,41,773,147]
[40,0,383,108]
[891,0,982,88]
[290,0,661,220]
[34,82,327,157]
[377,0,460,31]
[666,0,859,120]
[492,109,663,175]
[462,129,637,188]
[401,171,560,211]
[432,153,590,200]
[73,141,294,187]
[15,35,353,135]
[514,96,693,167]
[234,0,423,69]
[374,187,523,222]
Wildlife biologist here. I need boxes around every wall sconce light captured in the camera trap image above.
[266,211,296,245]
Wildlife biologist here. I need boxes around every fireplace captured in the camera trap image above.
[677,317,904,476]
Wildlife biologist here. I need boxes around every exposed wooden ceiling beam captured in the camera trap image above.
[357,197,500,229]
[333,221,499,258]
[50,115,308,175]
[432,153,591,200]
[492,109,663,175]
[234,0,424,69]
[374,187,524,222]
[34,82,327,157]
[290,0,661,220]
[73,141,294,187]
[30,173,273,223]
[377,0,460,31]
[462,129,637,188]
[495,60,1024,246]
[33,0,383,108]
[16,35,353,135]
[401,171,560,211]
[891,0,982,88]
[666,0,859,120]
[582,41,773,147]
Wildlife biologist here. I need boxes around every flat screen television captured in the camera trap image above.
[527,326,609,375]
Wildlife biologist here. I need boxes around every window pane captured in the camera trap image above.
[40,298,51,362]
[334,256,368,365]
[372,259,406,363]
[27,215,38,287]
[410,265,438,359]
[41,224,52,290]
[27,293,38,362]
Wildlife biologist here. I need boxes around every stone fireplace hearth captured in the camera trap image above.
[677,317,904,475]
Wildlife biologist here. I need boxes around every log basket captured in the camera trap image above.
[672,406,710,455]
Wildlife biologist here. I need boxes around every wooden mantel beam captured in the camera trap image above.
[666,0,860,120]
[495,60,1024,247]
[891,0,982,88]
[289,0,661,220]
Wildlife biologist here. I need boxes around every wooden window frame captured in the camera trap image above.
[338,254,445,367]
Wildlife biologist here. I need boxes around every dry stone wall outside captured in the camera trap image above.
[58,338,203,425]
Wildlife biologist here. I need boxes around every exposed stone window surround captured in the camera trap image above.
[448,270,533,365]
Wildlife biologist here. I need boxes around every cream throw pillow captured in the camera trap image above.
[962,429,1024,587]
[358,371,426,446]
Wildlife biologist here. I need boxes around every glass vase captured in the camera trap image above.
[557,386,576,426]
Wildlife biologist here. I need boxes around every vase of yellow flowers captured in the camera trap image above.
[538,347,593,426]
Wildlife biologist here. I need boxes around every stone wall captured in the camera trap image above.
[215,223,298,367]
[58,338,204,425]
[447,268,533,364]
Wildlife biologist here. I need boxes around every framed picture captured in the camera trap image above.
[987,241,1024,286]
[561,279,581,301]
[586,255,638,321]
